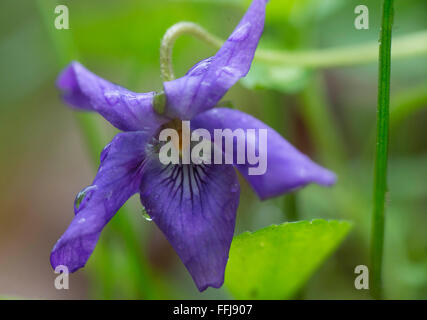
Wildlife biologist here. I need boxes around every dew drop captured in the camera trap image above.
[141,206,152,221]
[187,57,213,76]
[74,185,97,213]
[214,67,238,88]
[229,23,251,42]
[127,95,139,107]
[104,91,120,105]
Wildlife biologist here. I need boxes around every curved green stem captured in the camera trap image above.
[160,21,427,80]
[160,22,222,81]
[256,31,426,67]
[371,0,394,300]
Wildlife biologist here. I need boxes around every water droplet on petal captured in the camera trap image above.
[229,23,251,42]
[187,57,213,76]
[104,90,120,105]
[127,95,140,107]
[215,66,239,88]
[215,66,236,78]
[141,206,152,221]
[74,185,98,213]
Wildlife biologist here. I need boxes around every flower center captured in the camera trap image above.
[160,119,191,155]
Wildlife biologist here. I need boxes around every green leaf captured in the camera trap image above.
[225,219,352,299]
[241,63,310,94]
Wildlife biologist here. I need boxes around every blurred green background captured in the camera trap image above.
[0,0,426,299]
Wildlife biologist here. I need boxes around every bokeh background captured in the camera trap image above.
[0,0,426,299]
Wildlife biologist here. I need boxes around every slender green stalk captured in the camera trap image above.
[160,21,427,80]
[371,0,394,300]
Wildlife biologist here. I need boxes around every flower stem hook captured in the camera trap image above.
[160,21,427,82]
[160,22,222,82]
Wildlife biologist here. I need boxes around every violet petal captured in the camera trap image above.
[56,61,169,132]
[163,0,267,119]
[139,159,240,291]
[50,131,149,272]
[191,108,337,200]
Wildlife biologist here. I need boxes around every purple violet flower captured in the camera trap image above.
[51,0,336,291]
